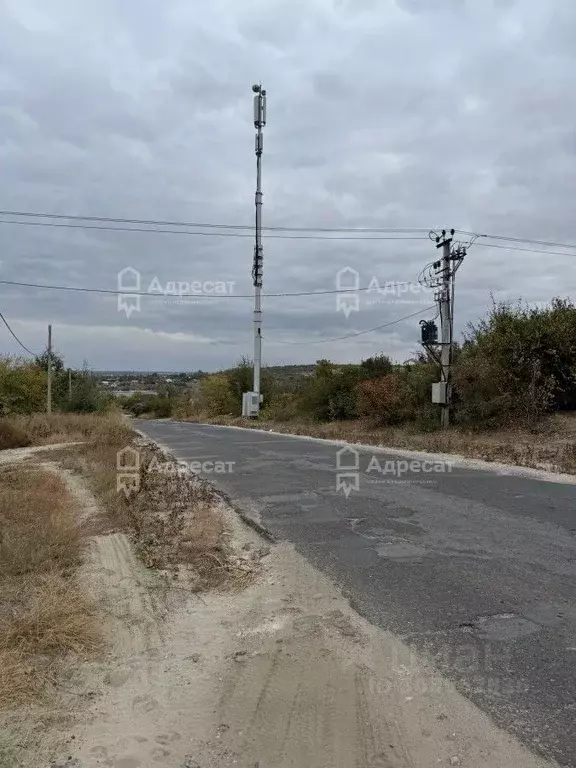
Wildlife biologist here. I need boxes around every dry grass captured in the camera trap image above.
[4,408,256,589]
[197,412,576,474]
[1,573,98,655]
[50,420,256,590]
[0,411,253,765]
[0,469,82,577]
[0,421,30,450]
[4,410,131,448]
[0,467,98,710]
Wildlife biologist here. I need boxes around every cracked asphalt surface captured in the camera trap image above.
[135,420,576,767]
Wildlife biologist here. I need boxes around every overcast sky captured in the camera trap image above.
[0,0,575,371]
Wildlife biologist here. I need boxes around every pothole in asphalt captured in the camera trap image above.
[460,613,540,641]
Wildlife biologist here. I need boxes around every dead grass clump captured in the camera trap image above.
[0,469,81,577]
[0,647,46,708]
[133,447,258,589]
[0,574,99,709]
[6,410,131,448]
[0,420,30,450]
[0,466,98,709]
[63,437,256,590]
[1,573,99,656]
[117,445,239,589]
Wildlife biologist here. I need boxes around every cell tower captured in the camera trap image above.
[242,84,267,418]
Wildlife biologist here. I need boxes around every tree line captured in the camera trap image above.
[0,351,109,416]
[181,298,576,431]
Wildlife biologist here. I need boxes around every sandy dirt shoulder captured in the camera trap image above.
[0,445,558,768]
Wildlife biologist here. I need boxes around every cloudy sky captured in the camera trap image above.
[0,0,575,371]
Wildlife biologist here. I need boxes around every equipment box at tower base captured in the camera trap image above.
[431,382,448,405]
[242,391,262,417]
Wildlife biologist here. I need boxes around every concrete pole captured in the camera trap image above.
[253,141,262,400]
[47,323,52,414]
[252,84,266,413]
[439,239,452,428]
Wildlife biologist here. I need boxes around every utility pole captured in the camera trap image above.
[247,83,266,417]
[68,367,73,404]
[47,324,52,414]
[438,235,452,428]
[419,229,466,428]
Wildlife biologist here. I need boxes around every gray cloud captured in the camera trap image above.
[0,0,574,370]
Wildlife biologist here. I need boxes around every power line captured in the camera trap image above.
[0,278,421,298]
[475,242,576,258]
[0,218,426,242]
[473,232,576,251]
[2,209,576,251]
[3,216,575,256]
[273,305,435,345]
[0,208,433,234]
[435,227,576,253]
[0,309,37,356]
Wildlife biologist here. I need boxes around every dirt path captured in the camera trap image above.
[0,447,557,768]
[0,443,82,466]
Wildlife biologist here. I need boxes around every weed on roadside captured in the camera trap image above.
[0,468,99,710]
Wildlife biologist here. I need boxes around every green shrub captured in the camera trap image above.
[64,369,111,413]
[196,374,237,416]
[261,392,301,422]
[453,298,573,427]
[221,358,276,413]
[359,354,393,380]
[120,392,175,418]
[150,395,174,418]
[298,360,360,421]
[0,358,46,416]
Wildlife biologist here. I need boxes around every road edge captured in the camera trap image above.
[133,427,277,542]
[186,421,576,485]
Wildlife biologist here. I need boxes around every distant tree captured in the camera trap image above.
[0,356,47,415]
[65,362,110,413]
[298,360,360,421]
[197,374,236,416]
[359,354,393,380]
[35,348,64,373]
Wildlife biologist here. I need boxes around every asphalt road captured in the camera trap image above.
[135,420,576,767]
